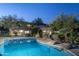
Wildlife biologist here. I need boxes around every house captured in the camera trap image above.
[37,25,52,38]
[41,27,52,38]
[9,24,32,36]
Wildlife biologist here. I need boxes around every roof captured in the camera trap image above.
[11,26,32,30]
[37,25,50,29]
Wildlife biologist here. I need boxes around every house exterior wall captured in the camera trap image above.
[9,29,31,36]
[41,27,52,38]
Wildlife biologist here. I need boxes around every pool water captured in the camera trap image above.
[0,38,73,56]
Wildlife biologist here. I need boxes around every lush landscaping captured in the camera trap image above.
[0,14,79,47]
[50,13,79,47]
[0,15,45,37]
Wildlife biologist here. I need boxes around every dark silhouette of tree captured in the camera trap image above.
[31,26,43,37]
[32,18,44,26]
[0,15,31,28]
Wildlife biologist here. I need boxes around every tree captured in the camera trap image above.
[50,14,66,31]
[31,26,43,37]
[1,15,18,28]
[50,13,79,45]
[64,15,79,29]
[32,18,44,26]
[31,26,38,36]
[0,15,30,28]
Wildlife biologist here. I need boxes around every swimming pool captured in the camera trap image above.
[0,37,74,56]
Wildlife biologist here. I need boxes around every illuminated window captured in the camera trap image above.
[25,31,30,34]
[19,30,23,33]
[43,30,46,33]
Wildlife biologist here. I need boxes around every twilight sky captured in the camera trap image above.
[0,3,79,24]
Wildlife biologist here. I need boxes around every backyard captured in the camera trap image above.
[0,3,79,56]
[0,13,79,55]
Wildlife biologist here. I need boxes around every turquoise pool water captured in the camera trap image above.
[0,38,74,56]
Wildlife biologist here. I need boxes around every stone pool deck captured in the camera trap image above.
[37,37,78,56]
[37,38,69,49]
[69,49,79,56]
[0,37,3,44]
[37,37,56,45]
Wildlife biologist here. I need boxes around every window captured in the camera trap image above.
[25,31,30,34]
